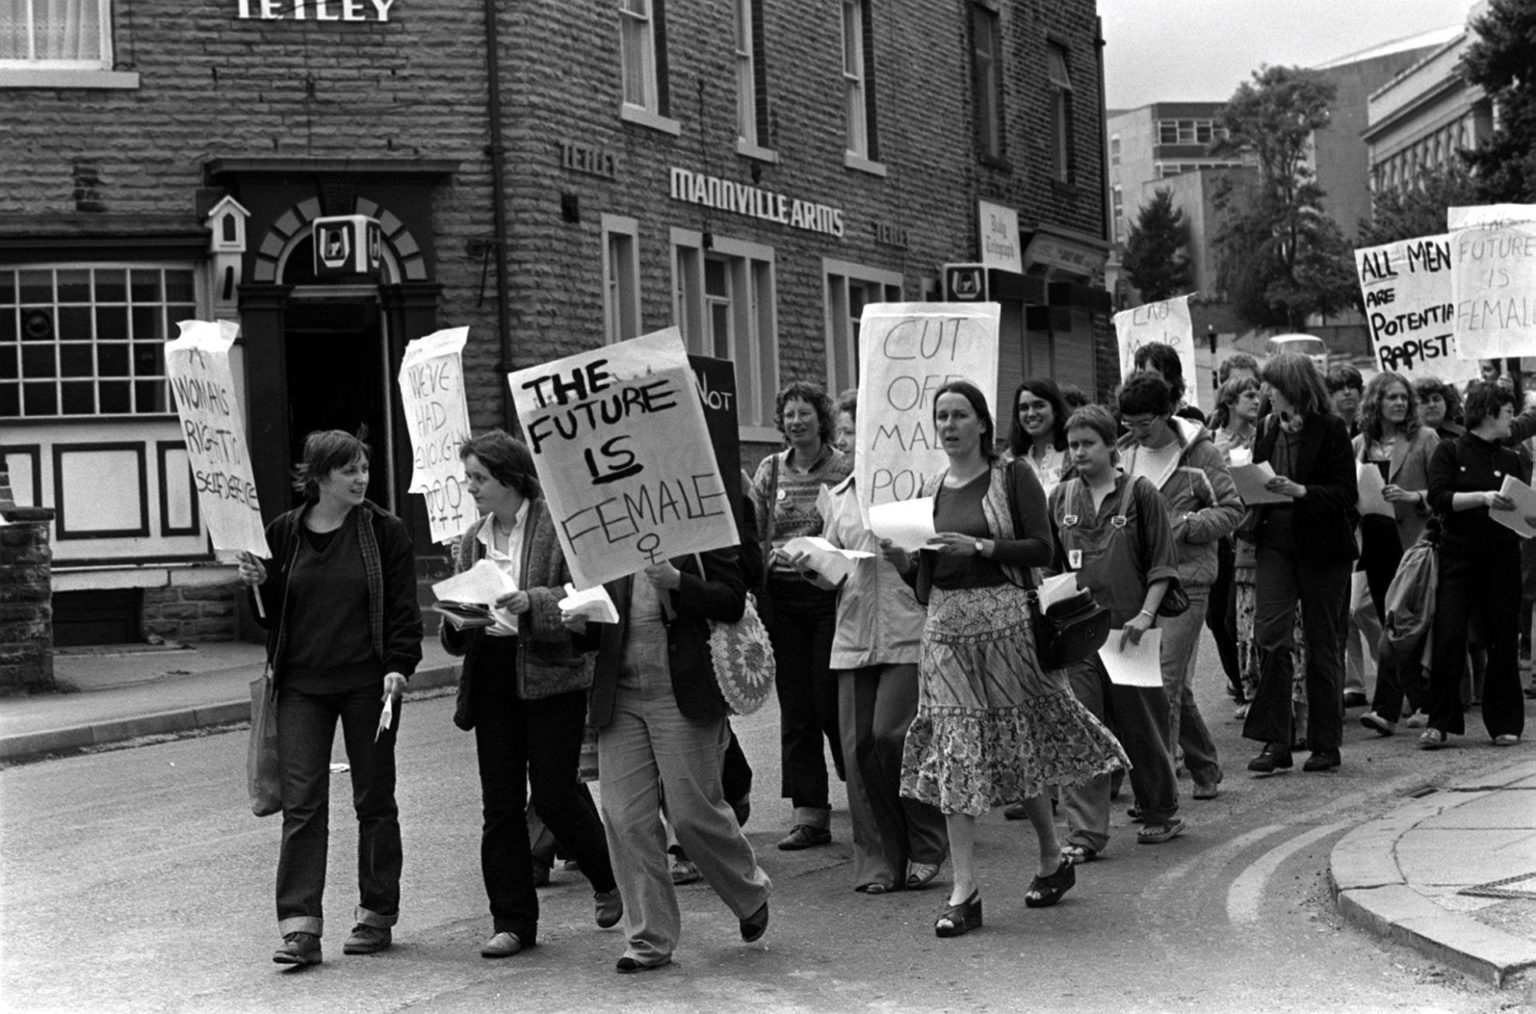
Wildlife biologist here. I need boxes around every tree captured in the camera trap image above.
[1209,66,1358,328]
[1122,189,1193,302]
[1357,164,1482,247]
[1460,0,1536,203]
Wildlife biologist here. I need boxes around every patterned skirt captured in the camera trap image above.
[900,584,1130,817]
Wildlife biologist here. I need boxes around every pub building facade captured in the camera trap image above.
[0,0,1113,645]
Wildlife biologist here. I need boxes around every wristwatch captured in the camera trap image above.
[974,539,986,556]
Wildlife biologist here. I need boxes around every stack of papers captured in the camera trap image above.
[559,583,620,624]
[1227,449,1292,506]
[1491,475,1536,539]
[782,536,874,586]
[430,559,517,630]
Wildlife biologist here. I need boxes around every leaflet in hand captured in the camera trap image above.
[432,558,517,605]
[1098,629,1163,688]
[1036,571,1080,612]
[1227,449,1292,506]
[782,536,873,586]
[1355,463,1394,519]
[559,583,620,624]
[428,600,496,630]
[868,497,938,551]
[1491,475,1536,540]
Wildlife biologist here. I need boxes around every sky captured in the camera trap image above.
[1100,0,1472,111]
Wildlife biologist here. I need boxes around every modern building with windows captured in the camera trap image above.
[1,0,1114,644]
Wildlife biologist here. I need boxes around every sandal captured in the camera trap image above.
[1024,860,1076,908]
[1419,728,1448,750]
[1137,817,1186,845]
[854,882,890,895]
[934,891,982,937]
[906,861,941,890]
[1060,843,1098,865]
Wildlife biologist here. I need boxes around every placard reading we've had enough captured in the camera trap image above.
[507,328,739,589]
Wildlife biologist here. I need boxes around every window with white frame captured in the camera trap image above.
[1109,134,1120,166]
[672,231,777,432]
[841,0,877,163]
[735,0,769,151]
[824,261,901,396]
[619,0,667,117]
[0,0,111,68]
[969,4,1003,162]
[601,215,641,345]
[1111,185,1124,240]
[0,265,194,418]
[1156,118,1218,146]
[1047,44,1073,183]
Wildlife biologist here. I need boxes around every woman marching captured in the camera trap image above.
[881,381,1128,938]
[442,431,621,959]
[1006,378,1071,497]
[238,430,423,966]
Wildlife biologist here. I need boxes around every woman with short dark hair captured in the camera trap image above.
[1423,382,1527,748]
[443,429,621,959]
[750,380,851,851]
[238,430,423,966]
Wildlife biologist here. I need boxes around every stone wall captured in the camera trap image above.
[0,508,56,696]
[141,581,241,643]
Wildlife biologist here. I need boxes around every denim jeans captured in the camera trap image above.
[1158,586,1221,789]
[599,614,771,964]
[767,578,843,824]
[838,664,947,890]
[275,681,400,937]
[1243,547,1351,752]
[473,685,617,942]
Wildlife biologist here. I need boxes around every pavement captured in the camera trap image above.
[2,640,1535,990]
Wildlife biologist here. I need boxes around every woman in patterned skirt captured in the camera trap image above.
[881,381,1129,939]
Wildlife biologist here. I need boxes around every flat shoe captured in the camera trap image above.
[342,924,391,955]
[480,931,525,959]
[776,824,831,850]
[854,882,890,895]
[1302,750,1340,772]
[1360,712,1395,737]
[616,955,672,974]
[1493,734,1520,747]
[739,901,769,943]
[272,931,321,966]
[1418,728,1448,750]
[594,888,623,929]
[1001,802,1029,820]
[906,861,941,890]
[1192,781,1220,800]
[1024,861,1076,908]
[935,891,982,938]
[1137,817,1186,845]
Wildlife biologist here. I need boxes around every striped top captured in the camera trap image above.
[750,444,852,575]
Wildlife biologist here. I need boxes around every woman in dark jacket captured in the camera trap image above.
[238,430,423,967]
[1242,353,1359,775]
[443,431,620,959]
[1422,382,1527,748]
[588,548,772,973]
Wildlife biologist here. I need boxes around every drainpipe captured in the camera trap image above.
[483,0,515,431]
[1094,16,1111,251]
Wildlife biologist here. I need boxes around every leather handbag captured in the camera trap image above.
[247,668,282,817]
[1030,587,1112,670]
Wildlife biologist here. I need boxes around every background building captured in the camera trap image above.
[0,0,1116,645]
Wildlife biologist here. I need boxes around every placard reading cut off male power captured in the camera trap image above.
[164,319,269,560]
[1448,203,1536,361]
[507,328,739,589]
[1113,294,1200,411]
[1353,235,1478,384]
[397,325,478,544]
[855,302,1001,514]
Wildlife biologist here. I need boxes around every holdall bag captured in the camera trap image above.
[694,554,777,715]
[1030,587,1112,670]
[247,668,282,818]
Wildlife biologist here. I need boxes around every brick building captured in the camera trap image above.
[0,0,1113,645]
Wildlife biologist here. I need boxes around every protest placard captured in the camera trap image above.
[688,354,743,520]
[164,320,269,560]
[1448,204,1536,361]
[854,302,1000,515]
[1113,295,1200,411]
[507,328,739,588]
[398,326,478,544]
[1354,235,1479,383]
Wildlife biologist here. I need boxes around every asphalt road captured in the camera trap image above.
[0,643,1520,1014]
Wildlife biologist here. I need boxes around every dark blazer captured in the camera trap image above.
[587,547,747,728]
[1252,411,1359,564]
[250,499,423,681]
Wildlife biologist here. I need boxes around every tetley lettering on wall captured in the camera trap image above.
[236,0,396,22]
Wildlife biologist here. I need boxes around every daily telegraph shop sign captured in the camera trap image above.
[236,0,397,21]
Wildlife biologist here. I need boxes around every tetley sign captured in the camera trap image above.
[236,0,396,21]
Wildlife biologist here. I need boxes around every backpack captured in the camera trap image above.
[1377,519,1439,666]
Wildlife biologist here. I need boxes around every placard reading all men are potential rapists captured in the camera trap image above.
[506,328,739,589]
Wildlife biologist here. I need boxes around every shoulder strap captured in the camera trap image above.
[761,453,780,589]
[1115,472,1136,522]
